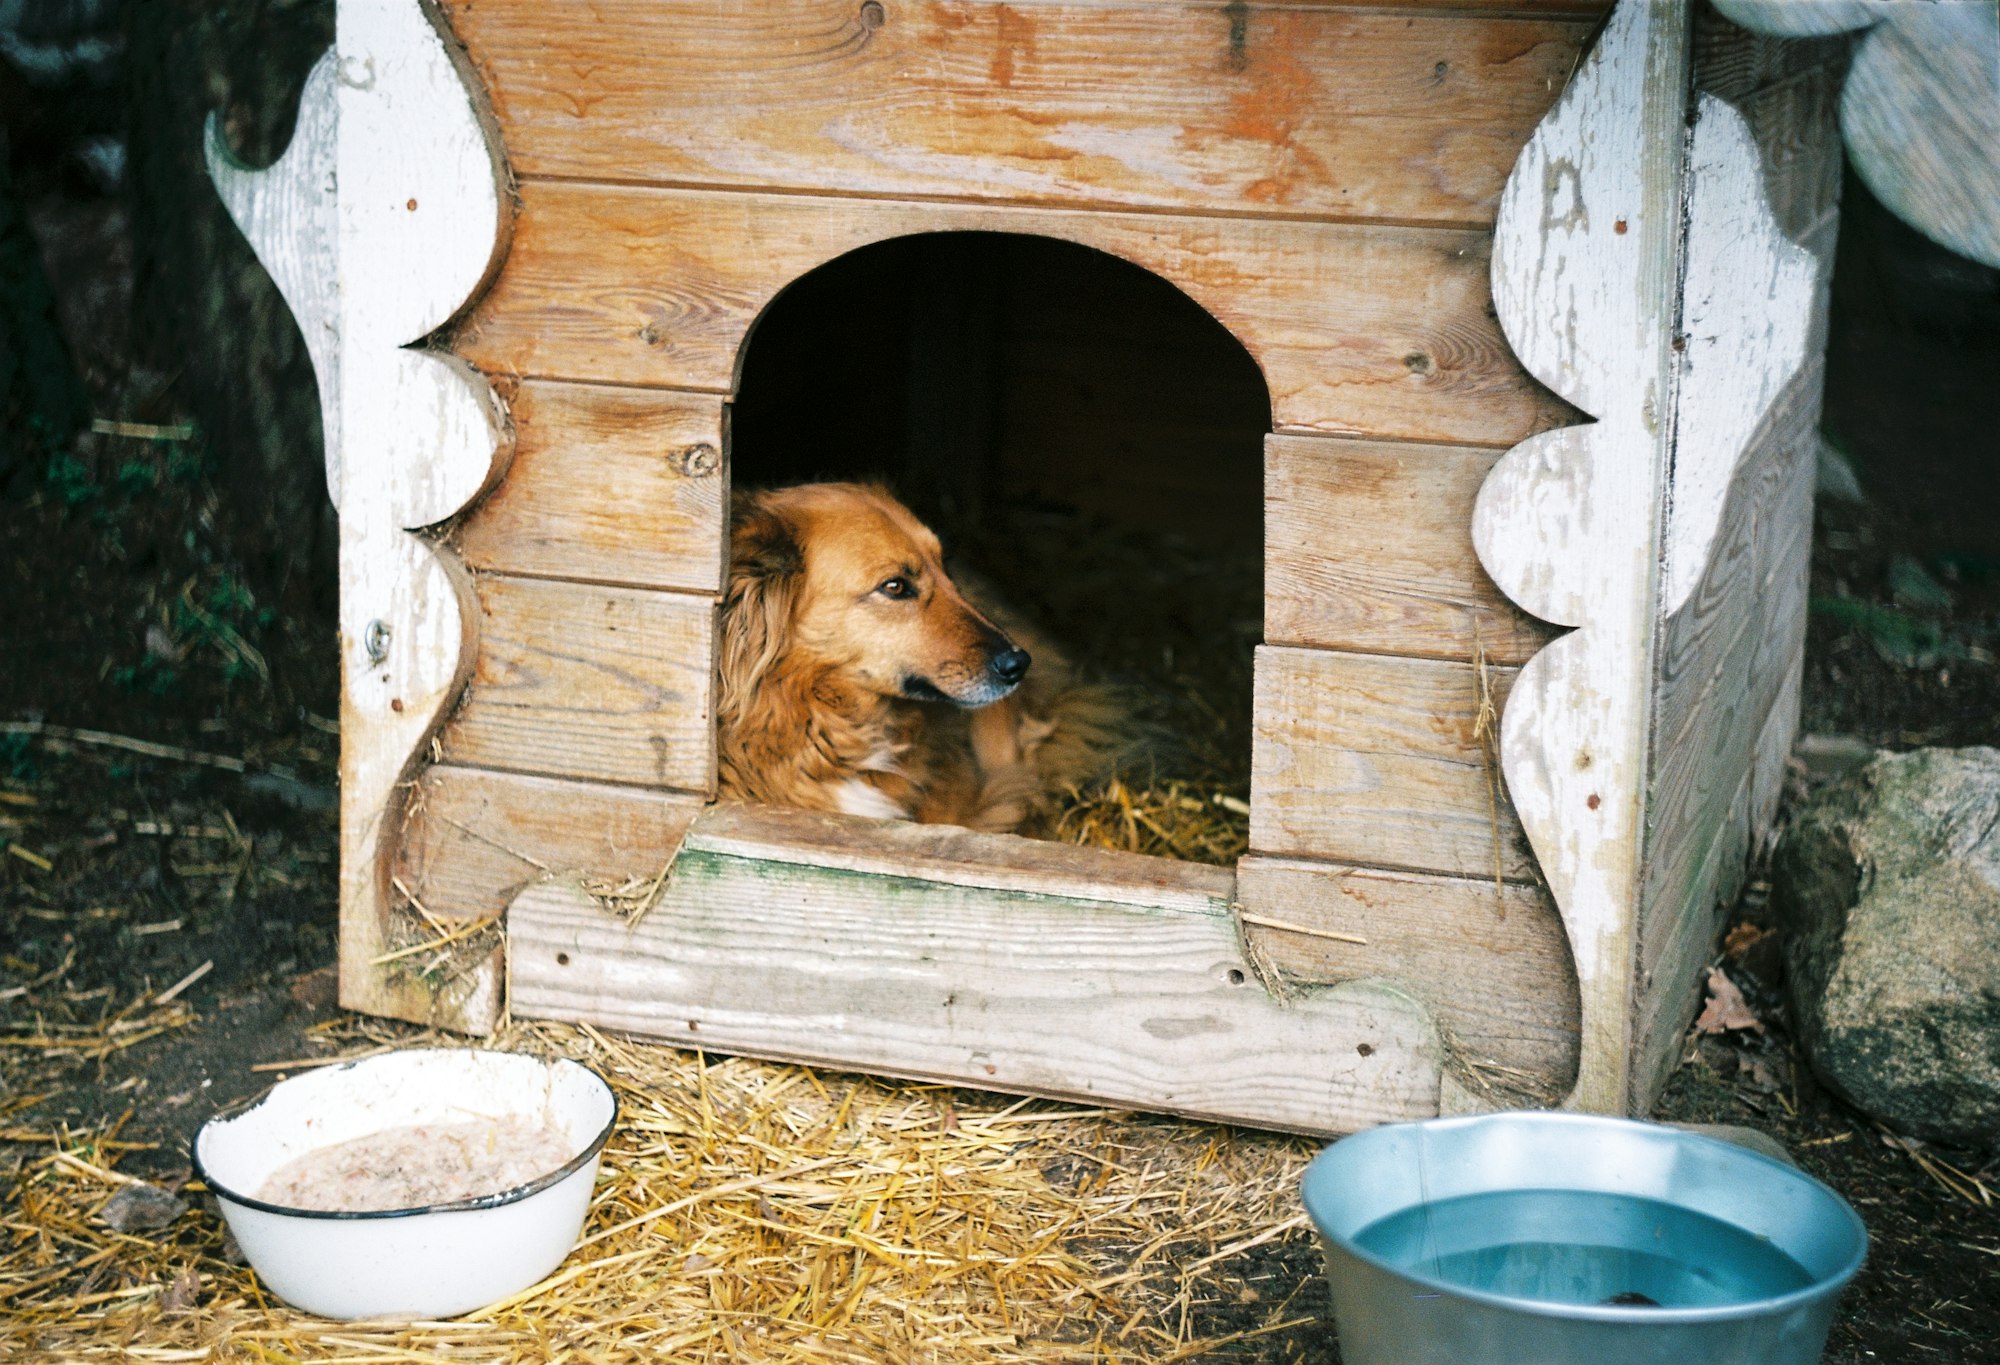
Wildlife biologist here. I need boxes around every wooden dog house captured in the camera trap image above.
[211,0,1850,1132]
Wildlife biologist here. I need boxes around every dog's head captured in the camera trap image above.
[720,483,1030,711]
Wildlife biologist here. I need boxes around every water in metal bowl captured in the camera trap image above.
[1301,1112,1866,1365]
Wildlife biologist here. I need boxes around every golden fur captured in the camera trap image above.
[715,483,1123,833]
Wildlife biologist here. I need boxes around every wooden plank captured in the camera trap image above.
[206,51,343,501]
[1631,767,1746,1112]
[440,575,716,793]
[441,0,1593,228]
[1264,433,1554,664]
[508,807,1447,1135]
[1490,0,1833,1116]
[1248,645,1532,883]
[1237,855,1576,1089]
[397,764,704,923]
[453,380,728,593]
[454,183,1572,448]
[1656,97,1817,618]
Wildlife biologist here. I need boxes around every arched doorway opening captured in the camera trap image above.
[730,232,1271,862]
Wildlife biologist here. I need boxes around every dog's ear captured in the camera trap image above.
[717,500,803,721]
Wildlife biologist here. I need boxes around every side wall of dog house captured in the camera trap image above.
[1629,11,1848,1110]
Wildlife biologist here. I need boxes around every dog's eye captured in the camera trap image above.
[876,577,917,600]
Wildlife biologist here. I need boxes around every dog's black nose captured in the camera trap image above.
[991,648,1031,685]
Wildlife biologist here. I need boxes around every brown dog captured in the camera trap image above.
[716,483,1117,832]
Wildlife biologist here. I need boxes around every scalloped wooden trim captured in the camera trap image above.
[1473,0,1693,1114]
[208,0,514,1030]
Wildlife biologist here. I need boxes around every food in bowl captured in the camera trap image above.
[254,1113,579,1213]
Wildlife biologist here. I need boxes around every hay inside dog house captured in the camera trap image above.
[212,0,1853,1132]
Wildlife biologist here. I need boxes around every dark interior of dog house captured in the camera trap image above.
[729,232,1273,863]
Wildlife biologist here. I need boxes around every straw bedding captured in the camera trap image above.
[1,1014,1326,1362]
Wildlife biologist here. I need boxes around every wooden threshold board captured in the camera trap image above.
[507,805,1448,1135]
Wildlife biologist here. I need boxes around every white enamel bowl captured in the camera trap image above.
[193,1048,617,1320]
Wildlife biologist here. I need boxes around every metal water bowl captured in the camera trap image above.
[1300,1112,1866,1365]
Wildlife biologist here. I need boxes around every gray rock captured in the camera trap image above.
[1773,746,2000,1147]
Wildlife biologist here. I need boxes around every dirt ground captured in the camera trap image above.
[4,92,1999,1365]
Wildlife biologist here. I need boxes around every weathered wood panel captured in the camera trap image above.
[1249,645,1531,882]
[455,183,1572,448]
[1264,433,1554,664]
[452,380,728,593]
[1838,1,2000,270]
[442,0,1594,228]
[1236,854,1576,1088]
[1656,101,1816,620]
[397,764,703,923]
[439,574,716,793]
[509,805,1446,1136]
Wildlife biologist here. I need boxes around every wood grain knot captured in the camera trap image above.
[859,2,886,31]
[669,442,720,478]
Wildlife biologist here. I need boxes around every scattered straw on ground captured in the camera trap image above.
[1,1014,1326,1363]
